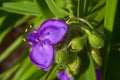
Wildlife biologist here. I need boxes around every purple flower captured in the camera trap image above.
[58,71,73,80]
[96,68,100,80]
[26,19,68,71]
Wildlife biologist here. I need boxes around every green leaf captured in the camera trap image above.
[12,57,46,80]
[45,0,70,18]
[0,26,11,43]
[86,53,96,80]
[12,57,32,80]
[77,0,90,17]
[54,0,73,16]
[0,1,41,16]
[44,63,58,80]
[0,63,20,80]
[85,6,105,27]
[0,36,22,62]
[104,0,118,32]
[35,0,54,19]
[26,69,46,80]
[78,52,96,80]
[0,13,23,34]
[90,0,105,13]
[101,0,118,80]
[0,49,29,80]
[0,14,30,43]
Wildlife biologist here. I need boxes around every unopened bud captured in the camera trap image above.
[88,32,104,48]
[91,49,102,67]
[55,49,68,64]
[69,35,87,52]
[66,54,80,76]
[82,27,104,48]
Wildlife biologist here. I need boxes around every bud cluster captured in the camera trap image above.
[55,17,104,79]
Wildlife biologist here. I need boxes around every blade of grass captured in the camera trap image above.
[0,13,23,34]
[0,63,20,80]
[44,63,58,80]
[0,36,23,62]
[12,57,32,80]
[78,52,96,80]
[0,15,30,43]
[35,0,54,19]
[0,1,41,16]
[101,0,118,80]
[86,7,105,27]
[0,26,11,43]
[66,0,74,17]
[86,53,96,80]
[45,0,70,18]
[89,0,105,13]
[20,65,40,80]
[0,48,28,80]
[78,0,84,17]
[0,14,6,26]
[78,0,89,17]
[26,69,46,80]
[77,0,80,17]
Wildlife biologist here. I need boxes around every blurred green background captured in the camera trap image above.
[0,0,120,80]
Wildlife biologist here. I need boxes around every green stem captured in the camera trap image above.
[77,0,80,17]
[44,63,59,80]
[66,17,94,30]
[78,18,94,30]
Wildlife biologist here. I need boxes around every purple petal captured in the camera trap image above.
[29,41,54,71]
[58,71,73,80]
[96,68,100,80]
[38,19,68,45]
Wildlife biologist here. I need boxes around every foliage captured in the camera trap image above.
[0,0,120,80]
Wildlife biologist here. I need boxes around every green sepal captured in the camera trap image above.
[91,49,102,67]
[55,49,68,64]
[66,54,81,77]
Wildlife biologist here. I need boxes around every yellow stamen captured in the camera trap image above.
[29,42,33,45]
[23,38,26,42]
[33,30,37,33]
[29,25,32,28]
[35,39,39,42]
[25,28,28,32]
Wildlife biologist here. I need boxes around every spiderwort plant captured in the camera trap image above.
[25,18,103,80]
[25,19,73,79]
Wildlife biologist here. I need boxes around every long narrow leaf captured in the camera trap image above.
[78,52,96,80]
[12,57,32,80]
[0,36,23,62]
[0,63,20,80]
[35,0,54,19]
[45,0,70,18]
[0,1,41,16]
[101,0,118,80]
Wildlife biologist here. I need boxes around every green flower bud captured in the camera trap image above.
[66,54,80,76]
[66,68,73,77]
[68,35,87,52]
[55,49,68,64]
[91,49,102,67]
[82,27,104,48]
[88,32,104,48]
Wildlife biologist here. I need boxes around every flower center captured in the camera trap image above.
[24,27,41,47]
